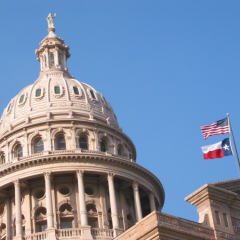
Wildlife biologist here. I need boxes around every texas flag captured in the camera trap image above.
[201,138,233,160]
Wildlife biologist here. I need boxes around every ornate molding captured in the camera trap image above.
[12,178,20,187]
[76,170,84,178]
[43,172,51,180]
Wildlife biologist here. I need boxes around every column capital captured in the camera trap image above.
[148,192,155,200]
[108,172,115,181]
[43,172,52,180]
[76,170,84,178]
[132,181,139,190]
[12,179,20,187]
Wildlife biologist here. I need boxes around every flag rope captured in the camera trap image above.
[227,113,240,173]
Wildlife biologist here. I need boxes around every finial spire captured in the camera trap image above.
[46,12,57,32]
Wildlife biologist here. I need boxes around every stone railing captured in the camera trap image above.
[25,232,47,240]
[91,228,114,238]
[56,228,81,238]
[0,149,124,169]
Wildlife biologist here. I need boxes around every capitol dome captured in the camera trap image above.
[0,29,119,137]
[0,14,164,240]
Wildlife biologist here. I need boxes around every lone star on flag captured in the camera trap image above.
[223,144,229,150]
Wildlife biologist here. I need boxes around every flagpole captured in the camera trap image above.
[227,113,240,173]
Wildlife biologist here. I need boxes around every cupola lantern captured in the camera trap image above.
[35,13,70,73]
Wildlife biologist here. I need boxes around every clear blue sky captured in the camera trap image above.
[0,1,240,222]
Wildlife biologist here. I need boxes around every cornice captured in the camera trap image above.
[0,150,164,206]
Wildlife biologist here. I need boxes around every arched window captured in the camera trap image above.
[57,137,66,150]
[0,154,5,165]
[44,55,47,67]
[50,53,54,67]
[118,148,122,156]
[14,145,22,158]
[90,90,96,99]
[100,141,107,152]
[58,52,62,67]
[35,139,44,153]
[79,137,88,149]
[17,146,23,158]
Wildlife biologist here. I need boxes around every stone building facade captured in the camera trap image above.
[0,15,239,240]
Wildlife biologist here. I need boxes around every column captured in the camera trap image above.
[76,170,88,226]
[6,198,11,240]
[119,190,127,230]
[133,182,142,222]
[107,173,119,229]
[149,192,156,212]
[13,179,23,238]
[25,188,32,235]
[99,184,108,229]
[43,172,54,229]
[76,170,93,240]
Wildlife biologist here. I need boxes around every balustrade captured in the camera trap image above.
[56,228,81,237]
[25,232,47,240]
[91,228,114,237]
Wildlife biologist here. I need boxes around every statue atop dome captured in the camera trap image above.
[46,12,57,29]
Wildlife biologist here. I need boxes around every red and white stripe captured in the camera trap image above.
[201,122,230,140]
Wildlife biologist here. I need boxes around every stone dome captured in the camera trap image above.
[0,28,119,137]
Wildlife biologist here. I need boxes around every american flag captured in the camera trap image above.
[201,118,230,139]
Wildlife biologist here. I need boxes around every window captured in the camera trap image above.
[35,139,44,153]
[35,88,42,97]
[17,146,23,158]
[50,53,54,66]
[58,52,62,67]
[6,103,11,113]
[39,223,47,232]
[44,55,47,67]
[73,87,79,95]
[223,213,229,227]
[61,220,72,229]
[215,211,221,225]
[118,148,122,156]
[19,94,25,104]
[0,155,5,165]
[100,141,106,152]
[54,86,60,94]
[90,90,96,99]
[88,219,98,228]
[57,137,66,150]
[79,137,88,149]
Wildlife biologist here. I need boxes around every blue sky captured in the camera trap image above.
[0,1,240,222]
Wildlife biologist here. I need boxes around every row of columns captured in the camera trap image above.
[11,171,156,239]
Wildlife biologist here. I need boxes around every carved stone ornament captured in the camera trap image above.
[43,172,51,180]
[76,170,84,178]
[132,182,139,191]
[108,172,115,181]
[12,179,20,187]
